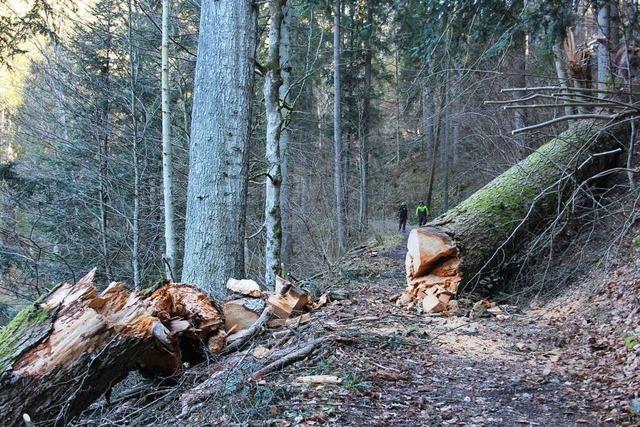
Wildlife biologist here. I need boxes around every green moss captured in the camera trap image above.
[441,124,594,234]
[624,334,639,350]
[0,304,53,375]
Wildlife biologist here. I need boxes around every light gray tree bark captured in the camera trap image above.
[280,3,293,266]
[128,0,140,288]
[596,1,618,98]
[98,5,113,281]
[161,0,177,281]
[182,0,257,300]
[333,0,346,253]
[552,38,576,116]
[263,0,286,289]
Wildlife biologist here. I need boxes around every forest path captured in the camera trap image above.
[87,230,618,426]
[287,230,595,426]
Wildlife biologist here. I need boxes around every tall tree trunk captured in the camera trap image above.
[425,89,445,210]
[395,47,401,165]
[98,6,113,281]
[358,2,372,233]
[452,64,461,166]
[512,24,528,152]
[161,0,177,281]
[552,37,576,116]
[596,1,618,98]
[280,3,293,266]
[128,0,140,289]
[182,1,257,300]
[333,0,346,253]
[263,0,286,289]
[442,70,450,212]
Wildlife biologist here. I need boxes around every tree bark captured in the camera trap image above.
[552,37,576,117]
[128,0,141,289]
[0,270,225,426]
[280,3,293,266]
[263,0,286,289]
[182,1,258,301]
[333,0,347,253]
[98,4,113,281]
[401,121,626,312]
[425,90,446,210]
[358,2,372,233]
[161,0,177,281]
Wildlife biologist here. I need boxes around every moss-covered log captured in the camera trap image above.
[400,120,627,312]
[0,269,226,426]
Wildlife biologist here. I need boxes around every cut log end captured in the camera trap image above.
[400,228,461,313]
[0,269,225,426]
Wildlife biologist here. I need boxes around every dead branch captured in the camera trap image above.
[249,337,326,381]
[512,114,631,135]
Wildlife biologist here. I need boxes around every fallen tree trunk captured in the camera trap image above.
[0,269,226,426]
[401,120,626,312]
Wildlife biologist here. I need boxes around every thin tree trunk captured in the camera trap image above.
[452,64,461,165]
[512,22,528,153]
[98,6,113,281]
[395,47,400,165]
[263,0,286,289]
[358,2,372,233]
[182,1,257,301]
[333,0,346,253]
[442,70,450,212]
[425,90,445,210]
[552,38,576,116]
[161,0,177,281]
[280,3,293,266]
[596,2,618,98]
[128,0,140,289]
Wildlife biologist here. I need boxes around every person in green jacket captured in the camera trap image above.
[416,201,429,226]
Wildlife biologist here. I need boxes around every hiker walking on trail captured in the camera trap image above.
[416,201,429,226]
[398,203,408,232]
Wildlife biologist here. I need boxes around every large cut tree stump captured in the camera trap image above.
[0,269,225,426]
[401,120,626,312]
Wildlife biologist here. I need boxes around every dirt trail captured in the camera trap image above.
[276,232,593,426]
[81,231,637,426]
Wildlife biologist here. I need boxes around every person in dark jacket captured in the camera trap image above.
[398,203,408,232]
[416,201,429,226]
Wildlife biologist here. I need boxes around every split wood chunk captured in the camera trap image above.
[406,227,457,278]
[0,269,224,427]
[226,278,262,297]
[223,298,266,333]
[268,277,309,319]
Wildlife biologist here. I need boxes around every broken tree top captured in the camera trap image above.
[399,120,627,313]
[0,269,225,427]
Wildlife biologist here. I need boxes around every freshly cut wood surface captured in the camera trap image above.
[223,298,266,333]
[226,278,262,297]
[0,269,225,427]
[268,284,310,319]
[406,228,457,278]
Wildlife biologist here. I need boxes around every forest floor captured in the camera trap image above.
[81,230,640,427]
